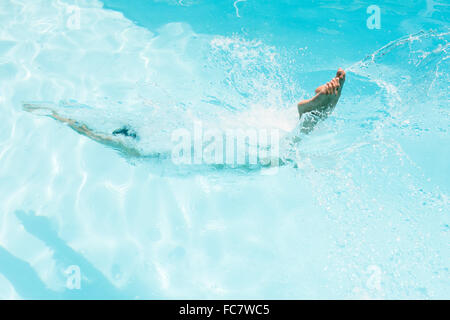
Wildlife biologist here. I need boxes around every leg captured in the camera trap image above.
[297,68,346,133]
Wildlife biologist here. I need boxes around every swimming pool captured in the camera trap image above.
[0,0,448,299]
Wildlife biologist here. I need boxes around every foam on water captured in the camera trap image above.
[0,0,448,299]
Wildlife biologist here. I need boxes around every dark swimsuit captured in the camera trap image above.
[112,126,137,139]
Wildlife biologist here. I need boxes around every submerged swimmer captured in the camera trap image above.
[23,68,346,158]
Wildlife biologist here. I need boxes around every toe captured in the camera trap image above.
[333,78,340,95]
[336,68,346,81]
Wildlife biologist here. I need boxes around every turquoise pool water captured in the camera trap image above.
[0,0,448,299]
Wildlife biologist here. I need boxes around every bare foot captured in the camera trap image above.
[297,68,346,118]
